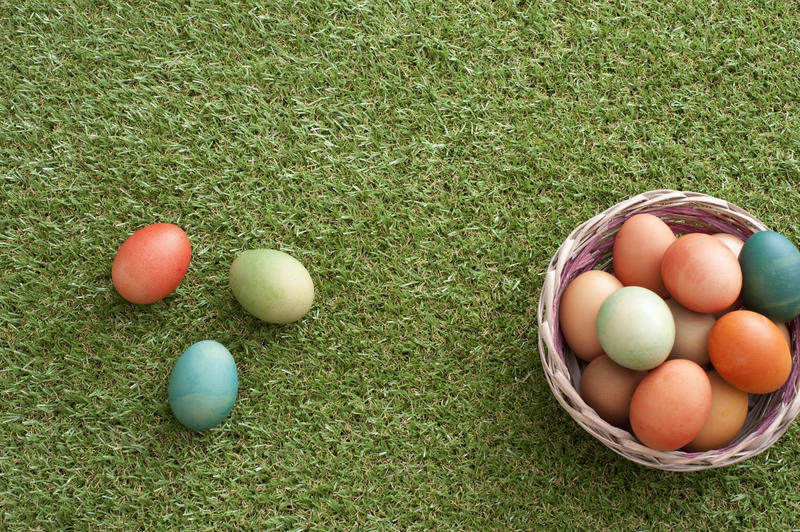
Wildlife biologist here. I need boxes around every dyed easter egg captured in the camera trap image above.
[629,359,712,451]
[661,233,742,314]
[712,233,745,257]
[775,321,792,348]
[666,299,715,366]
[112,223,191,304]
[229,249,314,324]
[710,233,747,314]
[708,310,792,394]
[169,340,238,431]
[684,370,748,452]
[559,270,623,362]
[596,286,675,371]
[739,231,800,323]
[579,355,646,426]
[612,214,675,297]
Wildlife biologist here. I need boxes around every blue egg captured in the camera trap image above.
[168,340,238,431]
[740,231,800,323]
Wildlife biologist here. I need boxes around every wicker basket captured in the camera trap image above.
[537,189,800,471]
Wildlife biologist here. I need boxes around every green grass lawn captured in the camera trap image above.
[3,0,800,529]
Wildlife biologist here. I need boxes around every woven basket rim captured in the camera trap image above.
[537,189,800,471]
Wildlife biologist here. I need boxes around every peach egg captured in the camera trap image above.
[559,270,623,362]
[612,214,675,297]
[661,233,742,313]
[629,359,712,451]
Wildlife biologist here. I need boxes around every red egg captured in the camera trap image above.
[660,233,742,313]
[112,223,191,304]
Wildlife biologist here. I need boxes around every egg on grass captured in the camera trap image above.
[229,249,315,324]
[168,340,239,431]
[111,222,191,304]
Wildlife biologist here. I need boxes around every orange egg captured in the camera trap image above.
[708,310,792,394]
[661,233,742,313]
[612,214,675,297]
[559,270,623,362]
[685,370,749,452]
[629,359,712,451]
[579,355,647,427]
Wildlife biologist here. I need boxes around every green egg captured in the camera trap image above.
[229,249,315,324]
[739,231,800,323]
[596,286,675,371]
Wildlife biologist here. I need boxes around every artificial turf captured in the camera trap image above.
[2,0,800,529]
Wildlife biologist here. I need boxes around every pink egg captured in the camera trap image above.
[661,233,742,313]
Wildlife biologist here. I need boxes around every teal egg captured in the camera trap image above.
[740,231,800,323]
[229,249,315,324]
[168,340,238,431]
[596,286,675,371]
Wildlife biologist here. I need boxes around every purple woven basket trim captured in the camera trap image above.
[648,207,756,239]
[549,201,798,455]
[752,410,779,438]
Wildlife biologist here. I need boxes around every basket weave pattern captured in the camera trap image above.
[537,189,800,471]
